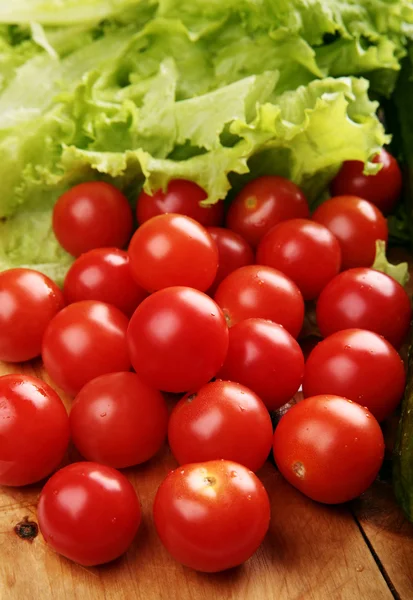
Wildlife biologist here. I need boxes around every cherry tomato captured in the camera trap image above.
[37,462,141,566]
[273,395,385,504]
[129,214,218,293]
[0,374,69,486]
[153,460,270,572]
[331,149,402,215]
[137,179,224,226]
[70,372,168,468]
[0,268,65,362]
[226,176,309,248]
[303,329,406,422]
[218,318,304,410]
[53,182,133,257]
[42,301,130,396]
[168,380,273,472]
[214,265,304,337]
[256,219,341,300]
[127,287,228,393]
[207,227,255,295]
[316,268,412,348]
[64,248,147,317]
[312,196,388,269]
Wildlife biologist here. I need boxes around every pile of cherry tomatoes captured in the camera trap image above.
[0,148,411,572]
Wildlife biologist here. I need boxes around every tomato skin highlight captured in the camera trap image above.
[303,329,406,422]
[42,301,131,396]
[64,248,147,316]
[226,176,309,248]
[0,268,65,362]
[127,287,228,393]
[137,179,224,226]
[0,374,69,486]
[273,395,385,504]
[37,462,141,566]
[214,265,304,337]
[312,195,388,269]
[316,268,412,348]
[129,213,219,293]
[70,372,168,468]
[218,318,304,410]
[207,227,255,295]
[331,149,402,215]
[153,460,271,572]
[256,219,341,300]
[168,380,273,472]
[53,182,133,257]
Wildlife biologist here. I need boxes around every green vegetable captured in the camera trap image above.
[372,240,409,286]
[394,336,413,522]
[0,0,412,281]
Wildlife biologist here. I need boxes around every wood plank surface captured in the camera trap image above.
[0,360,399,600]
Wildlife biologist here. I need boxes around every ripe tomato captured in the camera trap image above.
[214,265,304,337]
[207,227,255,295]
[226,176,309,248]
[312,195,388,269]
[273,395,385,504]
[0,268,65,362]
[127,287,228,393]
[168,380,273,472]
[316,268,412,348]
[53,182,133,257]
[37,462,141,566]
[303,329,406,422]
[137,179,224,226]
[64,248,147,316]
[70,372,168,468]
[0,374,69,486]
[42,301,130,396]
[153,460,270,572]
[128,214,218,292]
[331,149,402,215]
[218,319,304,410]
[256,219,341,300]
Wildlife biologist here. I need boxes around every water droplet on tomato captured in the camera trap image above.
[100,412,107,417]
[230,471,238,478]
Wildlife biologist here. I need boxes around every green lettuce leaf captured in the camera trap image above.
[0,0,411,282]
[372,240,410,286]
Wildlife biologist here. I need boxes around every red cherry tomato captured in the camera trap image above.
[42,301,130,396]
[37,462,141,566]
[153,460,270,572]
[312,195,388,269]
[218,318,304,410]
[70,372,168,468]
[226,176,309,248]
[128,214,218,293]
[64,248,147,316]
[331,149,402,215]
[0,374,69,486]
[214,265,304,337]
[0,268,65,362]
[127,287,228,393]
[53,182,133,257]
[256,219,341,300]
[137,179,224,226]
[273,395,385,504]
[168,380,273,472]
[207,227,255,295]
[316,268,412,348]
[303,329,406,422]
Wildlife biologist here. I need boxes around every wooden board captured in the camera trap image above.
[0,360,405,600]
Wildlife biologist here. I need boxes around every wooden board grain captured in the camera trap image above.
[0,361,398,600]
